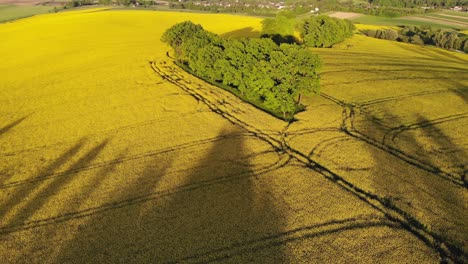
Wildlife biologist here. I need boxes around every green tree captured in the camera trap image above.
[161,21,205,61]
[278,44,321,105]
[299,16,354,48]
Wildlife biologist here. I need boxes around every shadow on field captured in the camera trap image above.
[395,43,468,65]
[54,127,289,263]
[412,115,467,185]
[0,139,109,226]
[355,110,468,259]
[221,27,260,39]
[450,87,468,103]
[0,116,28,137]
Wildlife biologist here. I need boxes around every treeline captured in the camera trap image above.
[161,21,322,119]
[362,26,468,52]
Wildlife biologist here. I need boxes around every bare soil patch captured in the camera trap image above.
[329,12,363,20]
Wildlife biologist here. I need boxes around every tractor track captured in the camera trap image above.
[321,92,466,187]
[151,59,467,263]
[0,133,269,189]
[0,153,291,235]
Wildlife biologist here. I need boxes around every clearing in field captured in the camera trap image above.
[0,8,467,263]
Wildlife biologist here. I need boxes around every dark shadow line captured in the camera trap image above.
[384,113,468,144]
[0,133,256,189]
[6,139,109,226]
[0,110,220,156]
[0,155,290,235]
[172,217,400,264]
[0,140,85,220]
[324,62,468,72]
[359,89,450,107]
[220,27,260,39]
[0,116,28,137]
[326,77,468,86]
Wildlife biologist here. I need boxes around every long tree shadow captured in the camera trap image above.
[411,114,467,185]
[0,140,86,222]
[0,116,28,137]
[0,139,110,230]
[357,110,468,261]
[220,27,260,39]
[6,139,110,226]
[55,127,289,263]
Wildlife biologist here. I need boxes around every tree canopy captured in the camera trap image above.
[161,21,322,120]
[299,16,355,48]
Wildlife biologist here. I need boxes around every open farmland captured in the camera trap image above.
[0,4,56,22]
[352,13,468,30]
[0,9,467,263]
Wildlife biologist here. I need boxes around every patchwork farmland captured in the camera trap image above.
[0,8,467,263]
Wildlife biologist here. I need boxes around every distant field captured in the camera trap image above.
[352,14,468,30]
[407,13,468,29]
[0,8,467,263]
[425,13,468,23]
[0,4,56,23]
[0,0,44,5]
[441,10,468,17]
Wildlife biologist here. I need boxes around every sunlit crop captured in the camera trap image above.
[0,8,466,263]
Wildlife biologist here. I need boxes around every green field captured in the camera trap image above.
[425,13,468,23]
[352,14,468,30]
[0,8,467,263]
[0,4,57,23]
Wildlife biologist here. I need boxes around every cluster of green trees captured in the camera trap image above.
[362,26,468,52]
[261,12,298,44]
[260,13,355,47]
[299,16,355,47]
[161,21,322,119]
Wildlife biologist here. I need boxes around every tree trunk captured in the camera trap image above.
[297,93,303,105]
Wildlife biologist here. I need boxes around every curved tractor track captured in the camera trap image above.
[152,59,467,263]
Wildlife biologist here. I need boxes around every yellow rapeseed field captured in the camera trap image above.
[0,8,466,262]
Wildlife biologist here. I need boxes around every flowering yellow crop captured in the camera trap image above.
[0,8,466,263]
